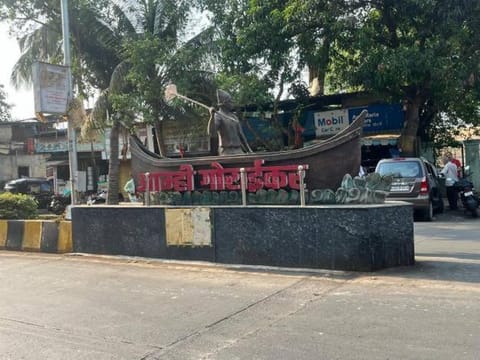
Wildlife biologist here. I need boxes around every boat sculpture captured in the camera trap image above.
[130,109,367,192]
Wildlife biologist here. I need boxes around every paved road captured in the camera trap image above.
[0,215,479,360]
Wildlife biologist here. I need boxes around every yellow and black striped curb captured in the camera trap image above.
[0,220,72,253]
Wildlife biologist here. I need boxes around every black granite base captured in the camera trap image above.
[213,205,414,271]
[71,203,414,271]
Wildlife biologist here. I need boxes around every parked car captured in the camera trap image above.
[3,177,53,209]
[375,157,444,221]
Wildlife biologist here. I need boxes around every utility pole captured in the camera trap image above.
[61,0,78,205]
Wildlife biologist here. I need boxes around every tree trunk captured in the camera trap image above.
[89,142,98,192]
[308,66,325,96]
[398,96,422,157]
[154,121,167,157]
[107,120,120,204]
[308,40,331,97]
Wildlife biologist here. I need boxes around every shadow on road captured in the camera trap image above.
[377,258,480,284]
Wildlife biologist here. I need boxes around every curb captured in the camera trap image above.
[0,220,72,253]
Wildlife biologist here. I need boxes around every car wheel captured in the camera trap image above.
[423,201,434,221]
[435,196,444,214]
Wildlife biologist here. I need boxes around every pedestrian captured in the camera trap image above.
[123,175,137,202]
[446,151,462,178]
[441,153,459,210]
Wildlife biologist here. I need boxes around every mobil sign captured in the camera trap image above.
[313,109,348,136]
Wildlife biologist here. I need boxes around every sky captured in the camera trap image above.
[0,23,35,120]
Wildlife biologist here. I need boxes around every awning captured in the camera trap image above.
[362,134,400,146]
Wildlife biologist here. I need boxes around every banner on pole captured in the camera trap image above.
[33,61,69,115]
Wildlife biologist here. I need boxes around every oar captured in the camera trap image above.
[165,84,253,153]
[165,84,242,126]
[164,84,211,111]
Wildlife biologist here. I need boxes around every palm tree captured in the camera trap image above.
[6,0,217,204]
[87,0,217,204]
[6,0,124,203]
[9,0,120,96]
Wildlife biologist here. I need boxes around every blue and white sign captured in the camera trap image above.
[313,109,349,136]
[348,104,404,133]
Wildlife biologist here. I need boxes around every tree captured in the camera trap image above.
[1,0,119,95]
[88,0,218,203]
[200,0,480,154]
[1,0,130,204]
[0,84,12,121]
[200,0,298,100]
[198,0,355,149]
[2,0,214,204]
[333,0,480,155]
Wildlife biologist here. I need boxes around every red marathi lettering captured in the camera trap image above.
[137,161,307,193]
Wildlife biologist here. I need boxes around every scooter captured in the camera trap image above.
[453,168,479,218]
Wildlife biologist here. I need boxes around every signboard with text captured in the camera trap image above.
[348,104,404,133]
[313,109,349,136]
[35,140,104,153]
[33,62,69,114]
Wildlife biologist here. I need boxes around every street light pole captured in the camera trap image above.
[61,0,78,205]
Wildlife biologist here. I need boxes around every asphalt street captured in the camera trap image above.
[0,212,479,360]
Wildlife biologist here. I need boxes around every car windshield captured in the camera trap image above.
[377,161,422,178]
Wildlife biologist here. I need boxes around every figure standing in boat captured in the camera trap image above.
[208,90,253,155]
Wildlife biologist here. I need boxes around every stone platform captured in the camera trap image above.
[71,202,414,272]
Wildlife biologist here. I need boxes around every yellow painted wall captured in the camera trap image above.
[22,221,43,251]
[165,208,212,247]
[0,220,7,248]
[58,221,73,253]
[166,209,194,246]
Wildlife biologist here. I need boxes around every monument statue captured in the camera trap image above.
[158,84,367,191]
[208,90,253,155]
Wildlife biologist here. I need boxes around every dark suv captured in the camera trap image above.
[375,157,444,221]
[3,178,53,209]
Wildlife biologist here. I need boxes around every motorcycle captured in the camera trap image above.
[453,168,479,218]
[86,190,124,204]
[48,194,71,215]
[87,190,107,204]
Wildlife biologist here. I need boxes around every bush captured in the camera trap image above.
[0,192,38,219]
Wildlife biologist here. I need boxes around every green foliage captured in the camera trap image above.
[215,73,273,107]
[0,193,38,219]
[98,3,220,161]
[203,0,480,148]
[1,0,117,95]
[4,0,479,151]
[333,0,480,143]
[87,1,213,201]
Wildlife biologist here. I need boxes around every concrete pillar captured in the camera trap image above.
[464,139,480,190]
